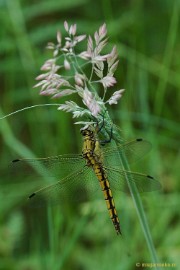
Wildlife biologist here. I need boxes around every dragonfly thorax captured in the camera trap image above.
[81,127,103,168]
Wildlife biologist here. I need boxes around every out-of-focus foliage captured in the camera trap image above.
[0,0,179,269]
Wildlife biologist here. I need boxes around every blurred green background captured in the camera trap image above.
[0,0,179,269]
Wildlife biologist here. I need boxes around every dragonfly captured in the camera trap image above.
[7,124,161,235]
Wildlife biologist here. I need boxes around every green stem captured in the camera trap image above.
[105,113,159,265]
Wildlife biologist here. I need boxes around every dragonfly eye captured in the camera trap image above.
[81,129,92,136]
[80,130,86,136]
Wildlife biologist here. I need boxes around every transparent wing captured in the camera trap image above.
[8,154,85,182]
[25,165,161,207]
[4,141,160,207]
[27,165,100,207]
[102,139,152,167]
[105,166,161,193]
[3,154,87,203]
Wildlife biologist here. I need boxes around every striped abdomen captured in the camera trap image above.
[93,162,121,235]
[81,128,121,235]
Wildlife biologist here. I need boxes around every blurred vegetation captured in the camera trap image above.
[0,0,179,269]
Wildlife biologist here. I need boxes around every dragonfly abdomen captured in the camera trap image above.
[94,163,121,235]
[81,127,121,235]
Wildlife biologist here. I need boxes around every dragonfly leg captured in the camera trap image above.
[94,112,113,145]
[99,126,113,146]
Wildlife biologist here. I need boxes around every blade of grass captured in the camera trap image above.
[105,113,160,266]
[116,42,180,89]
[0,107,36,159]
[0,106,60,189]
[154,1,179,117]
[116,138,159,263]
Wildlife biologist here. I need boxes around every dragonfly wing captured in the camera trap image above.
[8,154,85,183]
[105,166,161,193]
[27,165,101,207]
[102,139,152,167]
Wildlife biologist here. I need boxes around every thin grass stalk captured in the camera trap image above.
[154,1,179,116]
[111,119,160,264]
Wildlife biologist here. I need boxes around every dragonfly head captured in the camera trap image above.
[80,127,94,137]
